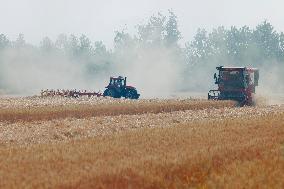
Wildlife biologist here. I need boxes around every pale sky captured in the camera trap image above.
[0,0,283,48]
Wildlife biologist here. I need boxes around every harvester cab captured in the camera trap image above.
[208,66,259,106]
[103,76,140,99]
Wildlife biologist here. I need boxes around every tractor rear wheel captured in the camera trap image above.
[125,89,139,99]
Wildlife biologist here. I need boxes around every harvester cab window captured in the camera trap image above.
[229,71,240,78]
[220,71,228,80]
[249,73,254,85]
[220,71,240,80]
[220,71,227,77]
[219,70,245,88]
[245,72,254,85]
[230,71,238,75]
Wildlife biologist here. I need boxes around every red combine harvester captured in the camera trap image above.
[103,76,140,99]
[208,66,259,106]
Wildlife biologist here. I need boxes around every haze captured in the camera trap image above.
[0,0,283,48]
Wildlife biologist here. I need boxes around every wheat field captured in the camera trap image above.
[0,96,283,188]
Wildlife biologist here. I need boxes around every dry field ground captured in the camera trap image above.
[0,96,283,188]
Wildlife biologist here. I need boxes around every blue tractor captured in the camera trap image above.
[103,76,140,99]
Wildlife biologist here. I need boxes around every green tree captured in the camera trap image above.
[165,10,181,46]
[137,13,166,46]
[253,21,279,61]
[40,37,55,52]
[114,30,134,50]
[86,41,112,76]
[79,35,92,52]
[67,34,80,57]
[0,34,10,50]
[186,28,211,65]
[209,26,227,57]
[55,34,68,51]
[226,26,253,64]
[278,32,284,61]
[14,33,25,48]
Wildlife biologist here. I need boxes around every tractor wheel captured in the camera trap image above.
[125,89,139,99]
[103,89,117,98]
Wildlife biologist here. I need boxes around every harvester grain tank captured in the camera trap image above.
[208,66,259,106]
[103,76,140,99]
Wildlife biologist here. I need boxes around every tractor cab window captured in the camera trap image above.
[117,79,122,85]
[110,79,114,85]
[114,79,123,87]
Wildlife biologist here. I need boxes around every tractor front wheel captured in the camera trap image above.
[103,89,117,98]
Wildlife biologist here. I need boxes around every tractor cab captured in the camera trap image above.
[109,76,126,88]
[103,76,140,99]
[209,66,259,106]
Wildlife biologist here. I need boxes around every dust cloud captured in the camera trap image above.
[256,62,284,105]
[0,41,283,101]
[0,21,283,102]
[0,48,100,95]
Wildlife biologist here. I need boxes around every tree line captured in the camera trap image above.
[0,11,283,92]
